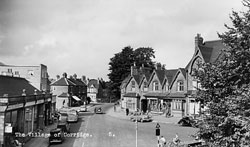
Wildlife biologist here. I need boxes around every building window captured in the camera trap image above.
[153,81,159,91]
[177,81,184,91]
[131,81,135,91]
[165,83,169,92]
[14,71,19,75]
[7,69,12,73]
[143,82,148,91]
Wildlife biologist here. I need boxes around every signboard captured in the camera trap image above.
[25,101,36,107]
[0,98,8,103]
[36,99,44,104]
[5,123,12,133]
[7,103,23,110]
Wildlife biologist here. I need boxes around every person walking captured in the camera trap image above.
[159,136,166,147]
[114,104,116,112]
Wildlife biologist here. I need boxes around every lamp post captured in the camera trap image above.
[135,108,141,147]
[156,123,160,147]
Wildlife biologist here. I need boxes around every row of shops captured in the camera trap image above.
[122,94,200,118]
[0,93,55,147]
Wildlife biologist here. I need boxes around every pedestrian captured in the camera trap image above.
[114,104,116,112]
[126,108,129,116]
[159,136,166,147]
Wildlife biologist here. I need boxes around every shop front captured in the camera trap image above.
[0,93,53,147]
[123,93,140,112]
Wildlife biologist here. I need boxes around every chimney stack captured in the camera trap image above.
[62,72,67,78]
[73,73,77,79]
[195,33,203,47]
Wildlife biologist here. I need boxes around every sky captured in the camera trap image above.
[0,0,245,81]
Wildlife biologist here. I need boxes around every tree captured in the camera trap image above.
[107,46,155,100]
[195,1,250,146]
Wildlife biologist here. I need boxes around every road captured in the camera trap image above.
[49,103,198,147]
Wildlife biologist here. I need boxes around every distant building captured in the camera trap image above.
[87,78,106,102]
[50,73,87,109]
[0,64,50,92]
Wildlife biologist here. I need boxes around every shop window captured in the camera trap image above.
[177,81,184,91]
[153,81,159,91]
[7,69,12,73]
[173,100,182,110]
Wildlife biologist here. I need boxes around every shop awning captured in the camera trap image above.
[143,92,168,98]
[123,92,140,98]
[72,96,81,101]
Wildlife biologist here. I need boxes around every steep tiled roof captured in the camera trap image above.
[155,70,166,85]
[87,79,99,88]
[165,69,178,84]
[133,75,141,85]
[58,92,69,97]
[51,77,75,86]
[0,75,41,96]
[179,68,187,79]
[68,78,86,86]
[120,75,131,89]
[199,40,226,63]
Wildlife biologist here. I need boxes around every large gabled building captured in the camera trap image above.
[120,34,227,118]
[50,73,87,109]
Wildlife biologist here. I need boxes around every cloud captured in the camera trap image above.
[0,0,245,80]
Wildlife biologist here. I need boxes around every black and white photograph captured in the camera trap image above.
[0,0,249,147]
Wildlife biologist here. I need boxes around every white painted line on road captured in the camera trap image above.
[82,142,84,147]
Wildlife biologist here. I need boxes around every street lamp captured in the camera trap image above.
[135,108,141,147]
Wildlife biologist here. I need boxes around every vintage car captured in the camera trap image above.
[94,107,103,114]
[49,128,64,145]
[79,105,87,112]
[178,116,203,127]
[57,122,70,133]
[130,113,153,122]
[67,112,78,123]
[58,112,68,122]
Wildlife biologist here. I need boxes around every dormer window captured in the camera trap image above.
[165,83,169,92]
[131,81,135,91]
[153,81,159,91]
[143,81,148,91]
[177,80,184,91]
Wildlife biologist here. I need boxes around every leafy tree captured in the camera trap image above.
[195,1,250,146]
[108,46,155,99]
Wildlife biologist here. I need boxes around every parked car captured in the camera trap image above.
[67,112,78,123]
[94,107,103,114]
[79,105,87,112]
[130,113,153,122]
[58,112,68,122]
[178,116,203,127]
[49,128,64,145]
[57,122,70,133]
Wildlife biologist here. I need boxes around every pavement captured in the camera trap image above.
[106,104,182,124]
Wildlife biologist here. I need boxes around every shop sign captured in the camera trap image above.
[25,101,36,107]
[5,123,12,133]
[7,103,23,110]
[36,99,44,104]
[0,98,8,103]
